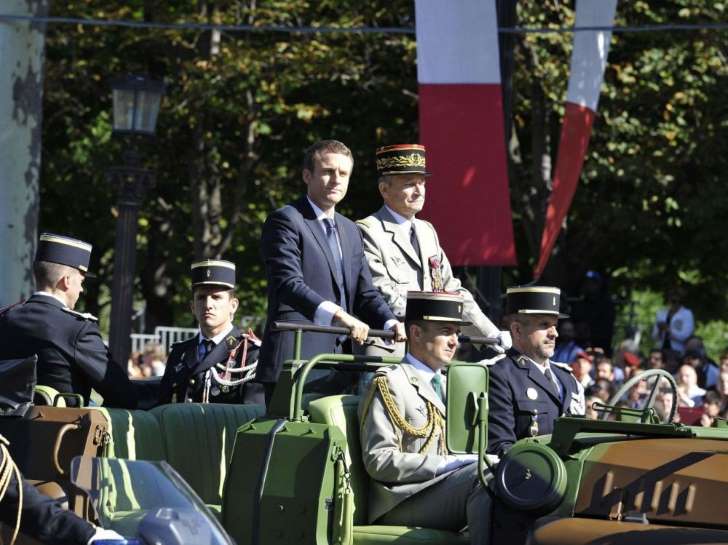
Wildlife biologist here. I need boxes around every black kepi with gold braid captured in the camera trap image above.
[376,144,430,176]
[505,286,568,318]
[405,291,471,325]
[191,259,236,289]
[35,233,93,273]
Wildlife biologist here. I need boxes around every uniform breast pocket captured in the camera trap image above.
[514,398,549,416]
[406,402,429,426]
[384,255,413,284]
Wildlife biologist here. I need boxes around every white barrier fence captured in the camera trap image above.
[130,326,197,355]
[130,316,261,355]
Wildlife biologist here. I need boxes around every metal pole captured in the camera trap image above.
[107,150,153,367]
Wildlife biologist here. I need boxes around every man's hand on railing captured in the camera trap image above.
[333,310,369,344]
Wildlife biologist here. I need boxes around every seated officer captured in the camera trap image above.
[359,291,492,545]
[158,260,263,405]
[0,233,139,408]
[488,286,586,457]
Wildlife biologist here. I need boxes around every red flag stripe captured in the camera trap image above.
[419,84,516,266]
[534,103,596,278]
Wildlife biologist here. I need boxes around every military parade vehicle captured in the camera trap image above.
[3,323,728,544]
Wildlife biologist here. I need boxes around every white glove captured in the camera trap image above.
[436,454,478,475]
[88,528,125,544]
[489,330,512,354]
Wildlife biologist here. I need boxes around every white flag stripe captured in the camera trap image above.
[566,0,618,110]
[415,0,501,84]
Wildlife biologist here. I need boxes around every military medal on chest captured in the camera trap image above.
[429,256,444,292]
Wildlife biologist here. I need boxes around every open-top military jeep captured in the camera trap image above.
[3,323,728,544]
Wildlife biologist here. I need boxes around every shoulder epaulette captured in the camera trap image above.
[478,354,507,366]
[356,216,376,229]
[374,363,400,377]
[550,360,574,373]
[61,307,98,321]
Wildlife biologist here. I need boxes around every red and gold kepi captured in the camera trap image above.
[375,144,431,177]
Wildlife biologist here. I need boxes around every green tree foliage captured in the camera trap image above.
[42,0,417,332]
[39,1,728,347]
[510,1,728,325]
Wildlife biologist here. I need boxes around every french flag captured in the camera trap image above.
[415,0,516,266]
[534,0,618,279]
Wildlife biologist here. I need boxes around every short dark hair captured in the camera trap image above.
[704,390,722,406]
[33,260,71,290]
[302,140,353,173]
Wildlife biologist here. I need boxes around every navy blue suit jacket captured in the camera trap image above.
[258,197,396,383]
[0,294,139,408]
[487,350,581,456]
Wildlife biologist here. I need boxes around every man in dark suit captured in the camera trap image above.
[488,286,585,457]
[259,140,406,399]
[0,233,139,409]
[159,260,263,405]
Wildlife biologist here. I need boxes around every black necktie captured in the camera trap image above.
[410,224,421,260]
[324,219,347,309]
[199,339,214,361]
[544,366,562,401]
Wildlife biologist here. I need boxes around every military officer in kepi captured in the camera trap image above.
[356,144,511,358]
[0,233,141,409]
[359,291,495,545]
[487,286,586,457]
[158,260,263,405]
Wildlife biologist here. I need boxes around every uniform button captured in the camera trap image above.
[189,379,195,385]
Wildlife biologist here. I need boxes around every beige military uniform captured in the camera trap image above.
[359,361,448,521]
[357,206,499,356]
[359,359,492,543]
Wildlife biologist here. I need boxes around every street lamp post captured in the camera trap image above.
[107,75,164,367]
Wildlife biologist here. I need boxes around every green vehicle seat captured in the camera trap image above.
[98,403,265,514]
[307,395,467,545]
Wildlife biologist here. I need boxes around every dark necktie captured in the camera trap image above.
[544,366,562,401]
[410,224,421,261]
[199,339,214,361]
[324,219,347,309]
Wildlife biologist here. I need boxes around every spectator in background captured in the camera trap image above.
[622,351,642,381]
[651,286,694,358]
[586,378,614,403]
[571,351,594,389]
[553,319,583,364]
[646,348,666,370]
[676,364,706,407]
[655,387,677,422]
[142,342,166,377]
[595,356,624,385]
[127,351,144,378]
[584,396,601,419]
[700,390,723,427]
[682,349,719,390]
[571,270,616,356]
[715,371,728,415]
[719,352,728,374]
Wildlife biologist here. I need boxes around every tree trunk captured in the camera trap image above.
[0,0,49,306]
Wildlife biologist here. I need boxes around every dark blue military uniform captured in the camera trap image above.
[0,294,139,409]
[0,442,96,544]
[158,327,262,405]
[487,349,583,457]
